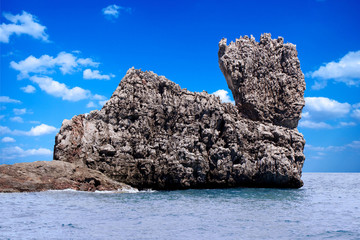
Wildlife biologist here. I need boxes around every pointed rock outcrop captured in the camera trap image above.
[218,33,306,128]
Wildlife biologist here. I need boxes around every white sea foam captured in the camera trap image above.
[45,187,156,194]
[47,188,79,192]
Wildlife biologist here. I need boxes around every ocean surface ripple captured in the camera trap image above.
[1,173,359,239]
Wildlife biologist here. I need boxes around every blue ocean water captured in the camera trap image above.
[0,173,359,240]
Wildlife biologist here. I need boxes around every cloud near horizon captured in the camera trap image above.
[310,50,360,89]
[0,146,52,160]
[306,140,360,152]
[299,97,358,129]
[303,97,351,121]
[0,11,49,43]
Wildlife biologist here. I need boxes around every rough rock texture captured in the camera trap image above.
[54,58,305,189]
[218,33,306,128]
[0,161,133,193]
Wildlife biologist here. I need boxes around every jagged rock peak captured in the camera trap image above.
[218,33,306,129]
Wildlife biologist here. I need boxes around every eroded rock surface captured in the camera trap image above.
[54,64,305,190]
[0,161,133,193]
[218,33,305,128]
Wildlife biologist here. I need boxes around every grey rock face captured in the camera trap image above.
[0,161,133,193]
[54,65,305,189]
[219,33,306,128]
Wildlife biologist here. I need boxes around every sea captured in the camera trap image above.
[0,173,359,240]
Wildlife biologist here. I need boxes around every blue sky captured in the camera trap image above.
[1,0,359,172]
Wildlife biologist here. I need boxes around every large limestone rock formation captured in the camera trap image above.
[0,33,306,192]
[54,34,306,190]
[0,161,132,193]
[218,33,305,128]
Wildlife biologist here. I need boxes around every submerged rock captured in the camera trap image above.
[0,161,133,193]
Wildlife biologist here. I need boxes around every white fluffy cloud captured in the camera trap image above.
[30,76,91,101]
[303,97,351,121]
[339,121,356,127]
[299,97,360,128]
[86,101,96,108]
[347,140,360,149]
[0,146,52,160]
[13,108,28,115]
[29,120,41,124]
[351,109,360,121]
[24,124,57,136]
[0,11,49,43]
[102,5,121,18]
[298,120,332,129]
[0,126,11,135]
[0,96,21,104]
[87,94,108,108]
[1,137,15,143]
[310,50,360,89]
[10,116,24,123]
[306,140,360,153]
[83,69,115,80]
[92,94,107,100]
[102,4,131,19]
[99,100,108,106]
[305,144,345,152]
[212,89,235,104]
[91,94,108,107]
[352,103,360,109]
[0,123,57,136]
[21,85,36,93]
[10,52,99,79]
[19,75,105,103]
